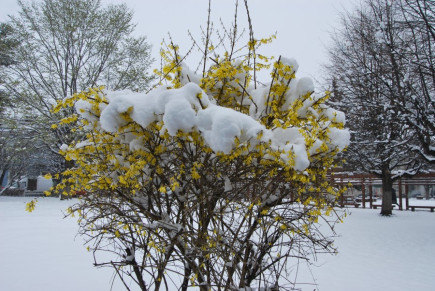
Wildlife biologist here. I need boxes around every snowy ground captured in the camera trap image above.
[298,201,435,291]
[0,196,434,291]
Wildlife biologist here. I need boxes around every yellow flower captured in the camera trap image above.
[25,200,37,213]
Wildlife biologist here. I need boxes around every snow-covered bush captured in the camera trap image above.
[33,3,350,290]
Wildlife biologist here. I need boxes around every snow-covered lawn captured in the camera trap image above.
[0,196,434,291]
[299,203,435,291]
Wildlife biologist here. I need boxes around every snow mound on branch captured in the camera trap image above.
[197,105,267,153]
[98,82,311,170]
[100,83,211,132]
[90,60,349,172]
[163,97,196,135]
[321,107,346,124]
[280,57,299,72]
[327,127,350,151]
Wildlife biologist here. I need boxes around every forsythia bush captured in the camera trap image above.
[35,34,349,290]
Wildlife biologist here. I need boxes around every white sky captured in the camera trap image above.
[1,0,357,83]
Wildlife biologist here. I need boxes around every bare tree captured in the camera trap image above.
[1,0,154,165]
[395,0,435,162]
[0,120,34,193]
[0,22,19,114]
[325,0,428,215]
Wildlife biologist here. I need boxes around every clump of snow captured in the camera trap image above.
[101,83,210,133]
[197,105,266,153]
[248,86,270,119]
[163,97,196,135]
[280,57,299,73]
[75,99,99,126]
[270,127,304,145]
[283,143,309,171]
[60,144,69,151]
[327,127,351,151]
[179,62,203,85]
[321,107,346,124]
[295,77,314,96]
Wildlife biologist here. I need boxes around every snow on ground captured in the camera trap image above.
[0,197,127,291]
[0,196,434,291]
[298,205,435,291]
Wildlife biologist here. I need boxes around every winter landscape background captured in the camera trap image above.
[1,196,434,291]
[1,0,434,290]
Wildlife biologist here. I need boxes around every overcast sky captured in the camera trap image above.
[1,0,357,83]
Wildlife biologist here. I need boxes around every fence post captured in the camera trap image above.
[369,178,374,209]
[361,177,366,208]
[340,177,344,207]
[398,179,403,211]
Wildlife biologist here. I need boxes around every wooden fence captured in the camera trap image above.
[330,172,435,211]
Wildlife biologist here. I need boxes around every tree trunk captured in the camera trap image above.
[424,185,430,200]
[0,169,7,189]
[380,167,393,216]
